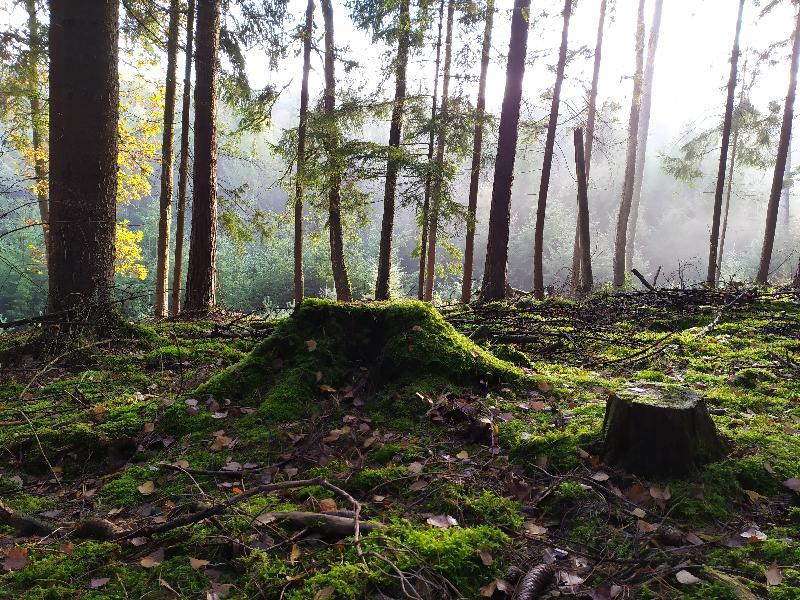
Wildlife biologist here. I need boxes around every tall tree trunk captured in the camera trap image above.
[574,128,593,293]
[707,0,745,286]
[716,120,740,281]
[185,0,221,313]
[47,0,118,320]
[781,140,791,229]
[612,0,646,288]
[417,0,445,300]
[170,0,195,316]
[154,0,181,318]
[626,0,664,273]
[294,0,314,305]
[321,0,351,302]
[571,0,607,294]
[479,0,531,302]
[24,0,48,253]
[375,0,411,301]
[532,0,571,300]
[422,0,455,302]
[460,0,494,304]
[757,5,800,285]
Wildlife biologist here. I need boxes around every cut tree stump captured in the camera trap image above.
[601,384,725,478]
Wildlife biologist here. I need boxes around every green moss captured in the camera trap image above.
[0,476,54,513]
[99,465,191,508]
[670,462,741,523]
[351,466,410,493]
[465,490,523,529]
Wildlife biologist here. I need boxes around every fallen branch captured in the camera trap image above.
[631,269,655,291]
[258,511,384,537]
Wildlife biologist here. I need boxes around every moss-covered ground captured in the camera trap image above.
[0,293,798,598]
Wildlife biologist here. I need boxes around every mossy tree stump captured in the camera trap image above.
[601,384,725,478]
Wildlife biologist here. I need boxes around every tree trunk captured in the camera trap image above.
[417,0,445,300]
[422,0,455,302]
[716,117,740,281]
[757,5,800,285]
[47,0,118,320]
[479,0,531,302]
[185,0,221,313]
[626,0,664,273]
[602,385,725,478]
[24,0,48,253]
[294,0,314,305]
[781,139,791,229]
[612,0,646,288]
[154,0,181,318]
[574,129,593,294]
[321,0,351,302]
[571,0,606,295]
[375,0,411,301]
[707,0,745,287]
[532,0,571,300]
[460,0,494,304]
[170,0,196,316]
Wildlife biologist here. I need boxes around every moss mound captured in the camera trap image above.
[178,300,520,428]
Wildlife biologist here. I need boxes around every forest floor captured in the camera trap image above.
[0,290,798,599]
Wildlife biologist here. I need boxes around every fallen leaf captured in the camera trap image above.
[744,489,766,503]
[685,532,704,546]
[765,563,783,586]
[477,549,493,566]
[190,557,210,570]
[675,570,701,585]
[630,508,646,518]
[305,340,317,352]
[524,521,548,536]
[89,577,110,589]
[173,459,190,469]
[3,547,29,571]
[408,462,424,474]
[143,422,155,433]
[740,527,767,543]
[314,587,335,599]
[137,480,156,495]
[140,548,165,568]
[783,478,800,492]
[649,485,671,501]
[538,380,553,393]
[591,471,610,482]
[637,520,659,534]
[289,543,301,564]
[208,582,233,599]
[59,542,75,555]
[559,571,585,586]
[456,450,469,460]
[409,479,428,491]
[427,515,458,528]
[319,498,337,513]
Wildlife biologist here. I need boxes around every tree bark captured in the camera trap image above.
[757,5,800,285]
[460,0,494,304]
[422,0,455,302]
[612,0,646,288]
[170,0,196,316]
[24,0,48,253]
[626,0,664,273]
[321,0,351,302]
[716,115,740,281]
[532,0,571,300]
[479,0,531,302]
[571,0,606,295]
[574,129,593,294]
[602,386,725,478]
[154,0,181,318]
[417,0,445,300]
[294,0,314,305]
[707,0,745,287]
[375,0,411,301]
[185,0,221,313]
[47,0,119,320]
[781,140,791,230]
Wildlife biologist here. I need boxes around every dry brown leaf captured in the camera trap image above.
[426,515,458,528]
[137,480,156,495]
[456,450,469,460]
[289,543,301,564]
[305,340,317,352]
[3,547,29,571]
[591,471,610,482]
[409,479,428,491]
[189,557,210,570]
[675,570,701,585]
[649,485,671,501]
[765,563,783,586]
[313,586,335,600]
[140,548,165,568]
[538,380,553,393]
[637,520,659,534]
[477,549,493,566]
[318,498,337,513]
[524,521,548,536]
[783,478,800,492]
[90,577,110,589]
[408,462,424,474]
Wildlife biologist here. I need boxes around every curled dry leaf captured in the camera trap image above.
[649,485,671,501]
[408,461,423,474]
[313,586,335,599]
[477,549,493,566]
[305,339,317,352]
[675,570,701,585]
[3,547,29,571]
[426,514,458,529]
[289,543,301,564]
[591,471,610,482]
[524,521,548,536]
[90,577,110,589]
